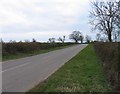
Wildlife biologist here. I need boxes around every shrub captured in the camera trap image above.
[2,42,74,55]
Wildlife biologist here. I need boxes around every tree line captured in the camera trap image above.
[48,31,92,44]
[1,31,92,44]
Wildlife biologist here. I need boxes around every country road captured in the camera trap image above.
[2,44,87,92]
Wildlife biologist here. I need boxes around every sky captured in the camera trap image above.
[0,0,97,42]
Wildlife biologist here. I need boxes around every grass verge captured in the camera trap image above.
[29,44,112,92]
[2,44,76,61]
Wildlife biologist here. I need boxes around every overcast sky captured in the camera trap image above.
[0,0,97,42]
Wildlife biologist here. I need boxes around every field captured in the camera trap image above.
[2,42,75,61]
[29,44,111,92]
[94,42,120,91]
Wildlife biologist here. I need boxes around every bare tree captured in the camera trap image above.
[58,36,65,43]
[85,35,91,43]
[32,38,36,42]
[63,36,65,43]
[96,33,101,41]
[24,40,30,43]
[48,38,55,43]
[9,40,16,43]
[69,31,83,43]
[113,33,117,42]
[58,37,62,43]
[115,0,120,40]
[116,0,120,28]
[90,0,120,42]
[79,35,84,43]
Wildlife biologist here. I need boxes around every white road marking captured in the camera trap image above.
[2,62,30,73]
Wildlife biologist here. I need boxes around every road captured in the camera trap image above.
[2,44,87,92]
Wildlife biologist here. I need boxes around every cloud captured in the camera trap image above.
[0,0,90,26]
[0,0,94,42]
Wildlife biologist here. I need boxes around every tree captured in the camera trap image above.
[115,0,120,41]
[116,0,120,29]
[32,38,36,42]
[63,36,65,43]
[9,40,16,43]
[58,36,65,43]
[69,31,83,43]
[24,40,30,43]
[90,0,120,42]
[79,35,84,43]
[113,33,117,42]
[96,33,101,41]
[48,38,55,43]
[85,35,91,43]
[19,40,22,43]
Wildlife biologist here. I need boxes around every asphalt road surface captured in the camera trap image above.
[2,44,87,92]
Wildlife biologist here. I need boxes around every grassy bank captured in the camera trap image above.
[2,43,75,61]
[29,44,111,92]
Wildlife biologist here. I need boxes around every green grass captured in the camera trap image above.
[2,44,76,61]
[29,44,112,92]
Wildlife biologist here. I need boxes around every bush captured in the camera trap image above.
[2,42,40,54]
[2,42,74,55]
